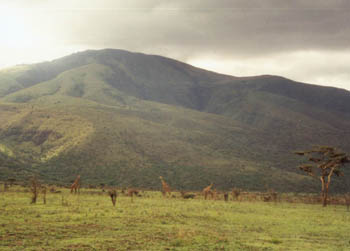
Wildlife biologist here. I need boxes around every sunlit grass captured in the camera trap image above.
[0,188,349,250]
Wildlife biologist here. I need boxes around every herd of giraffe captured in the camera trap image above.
[70,174,216,200]
[158,176,216,199]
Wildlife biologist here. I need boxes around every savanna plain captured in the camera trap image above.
[1,187,349,251]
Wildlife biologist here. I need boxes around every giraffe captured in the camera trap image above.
[127,188,139,202]
[202,183,213,200]
[70,175,81,194]
[159,176,171,197]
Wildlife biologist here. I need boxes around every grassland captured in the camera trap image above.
[1,187,349,250]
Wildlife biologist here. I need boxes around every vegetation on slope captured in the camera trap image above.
[0,49,349,191]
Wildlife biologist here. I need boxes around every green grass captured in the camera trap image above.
[0,188,349,250]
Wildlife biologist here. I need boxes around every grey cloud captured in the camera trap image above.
[2,0,350,89]
[25,0,349,60]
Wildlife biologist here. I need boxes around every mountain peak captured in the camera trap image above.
[0,48,349,191]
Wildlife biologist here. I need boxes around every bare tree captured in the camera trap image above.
[224,193,229,202]
[7,178,16,186]
[345,193,350,212]
[108,190,117,206]
[30,176,40,204]
[295,146,350,207]
[42,186,47,204]
[4,182,9,192]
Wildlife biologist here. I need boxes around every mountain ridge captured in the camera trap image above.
[0,49,349,192]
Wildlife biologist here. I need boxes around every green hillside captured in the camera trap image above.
[0,49,349,192]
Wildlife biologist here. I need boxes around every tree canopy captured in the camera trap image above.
[295,146,350,206]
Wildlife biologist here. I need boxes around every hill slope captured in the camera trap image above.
[0,49,349,192]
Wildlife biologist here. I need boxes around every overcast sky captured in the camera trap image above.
[1,0,350,90]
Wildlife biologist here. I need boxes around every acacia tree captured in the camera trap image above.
[295,146,349,207]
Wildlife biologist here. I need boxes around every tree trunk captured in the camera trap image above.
[323,170,334,207]
[323,183,329,207]
[320,176,327,207]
